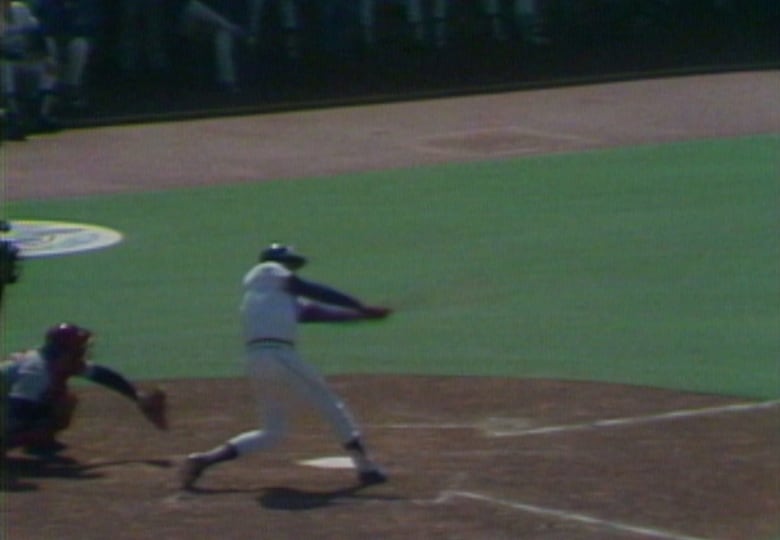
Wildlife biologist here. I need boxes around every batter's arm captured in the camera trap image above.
[298,301,366,323]
[288,275,365,310]
[289,276,392,322]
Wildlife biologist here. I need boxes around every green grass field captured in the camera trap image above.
[4,134,778,398]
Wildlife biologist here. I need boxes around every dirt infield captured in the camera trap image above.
[5,71,780,202]
[3,71,780,539]
[4,378,780,539]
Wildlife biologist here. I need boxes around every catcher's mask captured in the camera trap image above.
[259,243,307,270]
[44,323,93,357]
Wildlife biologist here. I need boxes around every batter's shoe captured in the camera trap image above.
[179,454,208,490]
[358,467,388,486]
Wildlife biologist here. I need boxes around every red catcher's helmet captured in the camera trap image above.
[44,323,93,355]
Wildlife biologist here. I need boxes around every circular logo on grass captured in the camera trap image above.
[3,220,123,258]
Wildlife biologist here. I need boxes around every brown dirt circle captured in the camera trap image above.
[4,377,780,540]
[3,71,780,539]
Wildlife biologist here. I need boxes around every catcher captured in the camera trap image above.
[0,323,167,457]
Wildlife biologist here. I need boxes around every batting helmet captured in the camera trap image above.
[44,323,93,355]
[259,243,307,269]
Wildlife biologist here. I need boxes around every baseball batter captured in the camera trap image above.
[0,323,168,457]
[179,243,391,489]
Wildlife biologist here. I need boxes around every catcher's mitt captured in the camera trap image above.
[137,387,168,430]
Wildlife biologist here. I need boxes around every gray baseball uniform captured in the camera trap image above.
[179,244,391,489]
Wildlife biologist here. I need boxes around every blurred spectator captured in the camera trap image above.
[175,0,249,91]
[359,0,427,47]
[1,0,59,140]
[117,0,167,76]
[507,0,548,44]
[434,0,548,47]
[315,0,353,54]
[248,0,301,58]
[118,0,248,91]
[31,0,103,109]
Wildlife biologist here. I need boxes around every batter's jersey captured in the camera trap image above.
[240,261,299,343]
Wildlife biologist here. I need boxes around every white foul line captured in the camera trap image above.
[490,399,780,437]
[384,399,780,438]
[397,400,780,540]
[434,490,713,540]
[384,422,473,430]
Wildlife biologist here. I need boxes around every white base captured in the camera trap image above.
[298,456,355,470]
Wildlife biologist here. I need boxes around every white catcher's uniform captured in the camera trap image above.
[227,261,368,466]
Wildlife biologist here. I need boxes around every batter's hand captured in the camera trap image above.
[361,306,392,320]
[137,387,168,430]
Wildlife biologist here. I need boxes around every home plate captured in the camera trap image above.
[298,456,355,470]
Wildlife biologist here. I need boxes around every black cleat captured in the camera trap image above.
[358,467,388,486]
[179,454,208,490]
